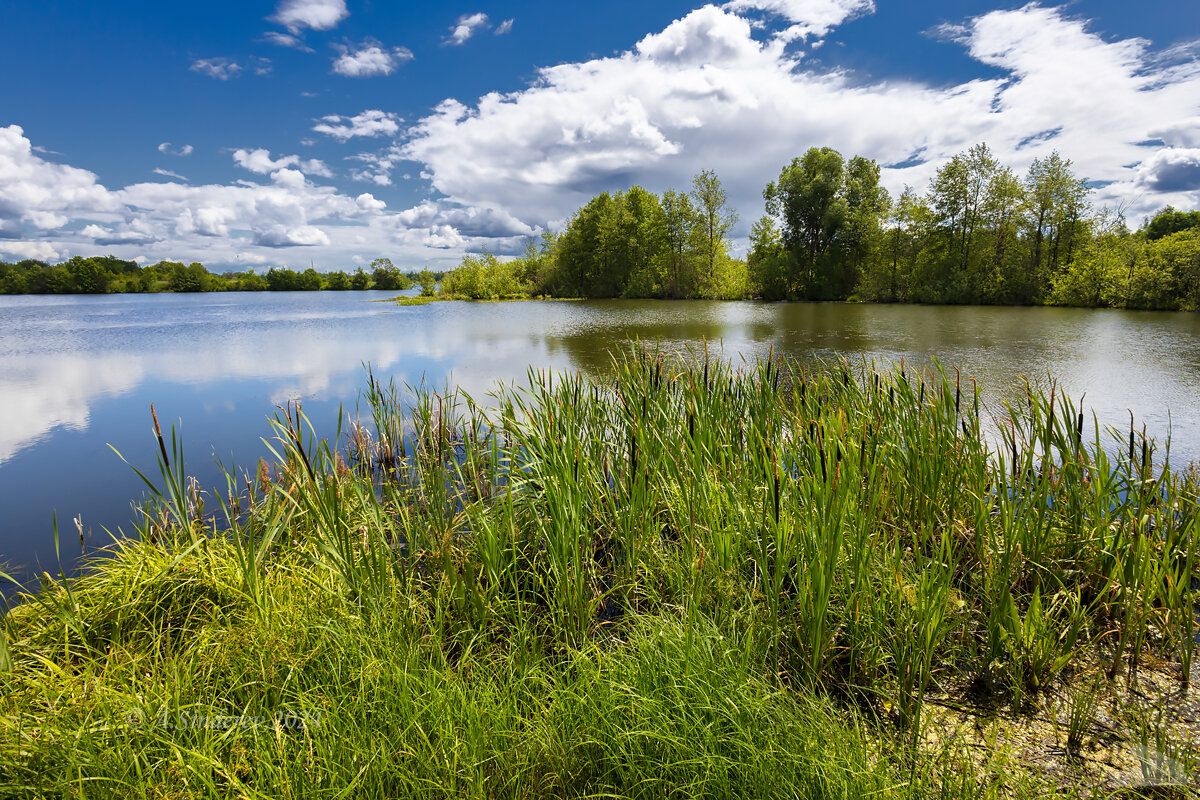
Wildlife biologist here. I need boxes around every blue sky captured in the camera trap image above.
[1,0,1198,269]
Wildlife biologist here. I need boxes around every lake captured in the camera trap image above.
[2,291,1199,582]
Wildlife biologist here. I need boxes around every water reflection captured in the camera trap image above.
[1,293,1198,577]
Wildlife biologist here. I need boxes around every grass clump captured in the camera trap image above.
[1,344,1197,797]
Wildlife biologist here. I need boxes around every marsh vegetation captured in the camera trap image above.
[1,348,1197,797]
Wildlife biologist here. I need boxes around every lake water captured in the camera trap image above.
[2,291,1199,582]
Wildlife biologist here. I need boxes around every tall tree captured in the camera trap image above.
[660,190,702,298]
[690,170,738,296]
[928,143,997,300]
[764,147,848,297]
[1024,152,1089,297]
[981,166,1027,302]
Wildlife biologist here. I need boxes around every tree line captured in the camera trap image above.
[5,143,1199,309]
[437,144,1199,310]
[0,257,440,296]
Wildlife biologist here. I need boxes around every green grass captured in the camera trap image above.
[1,345,1196,797]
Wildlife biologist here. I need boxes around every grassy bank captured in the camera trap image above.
[1,349,1197,797]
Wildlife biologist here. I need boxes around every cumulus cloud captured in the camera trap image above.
[0,125,411,266]
[495,19,514,36]
[254,224,331,247]
[1137,148,1200,193]
[157,142,194,156]
[81,218,159,246]
[312,110,402,141]
[232,148,333,178]
[393,200,536,238]
[0,240,60,261]
[332,41,414,77]
[0,125,118,231]
[399,4,1200,235]
[190,58,242,80]
[270,0,348,34]
[447,13,489,45]
[724,0,874,41]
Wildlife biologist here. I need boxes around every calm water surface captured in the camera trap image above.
[2,291,1198,579]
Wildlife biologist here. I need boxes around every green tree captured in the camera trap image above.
[371,258,409,290]
[748,216,791,300]
[763,147,850,298]
[927,143,997,301]
[659,190,703,298]
[690,170,737,297]
[350,268,370,290]
[1145,207,1200,240]
[415,269,437,296]
[1024,152,1089,297]
[981,166,1028,302]
[64,256,111,294]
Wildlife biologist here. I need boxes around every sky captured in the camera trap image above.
[1,0,1198,271]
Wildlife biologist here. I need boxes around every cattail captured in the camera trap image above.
[1011,427,1019,480]
[773,462,781,524]
[258,458,272,493]
[1141,425,1149,476]
[150,402,171,472]
[629,428,638,483]
[1129,411,1136,463]
[1048,383,1057,434]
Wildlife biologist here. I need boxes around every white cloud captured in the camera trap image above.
[190,58,242,80]
[355,193,386,212]
[0,125,417,267]
[0,125,118,232]
[447,13,489,45]
[495,19,514,36]
[723,0,873,41]
[312,110,402,141]
[270,0,348,35]
[263,31,314,52]
[232,148,333,178]
[1136,148,1200,193]
[157,142,194,156]
[0,240,60,261]
[254,224,331,247]
[332,41,414,77]
[81,218,159,245]
[398,4,1200,236]
[153,168,188,181]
